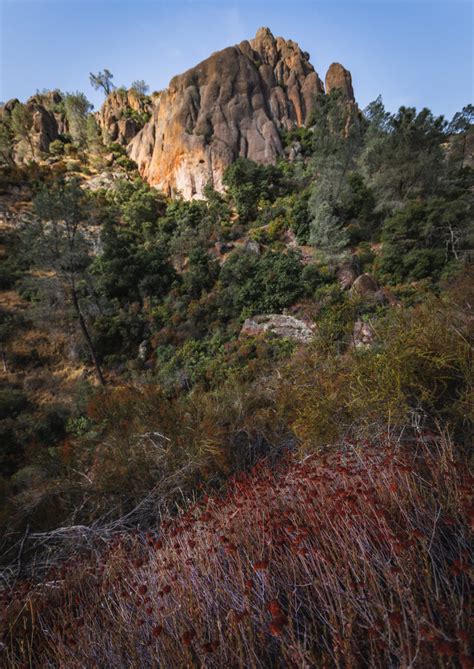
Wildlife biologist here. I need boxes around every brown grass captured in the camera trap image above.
[1,434,472,668]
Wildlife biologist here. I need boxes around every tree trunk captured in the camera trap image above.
[70,288,106,386]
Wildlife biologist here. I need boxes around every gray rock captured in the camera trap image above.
[337,261,359,290]
[241,314,314,343]
[350,273,379,297]
[352,319,376,347]
[138,340,149,362]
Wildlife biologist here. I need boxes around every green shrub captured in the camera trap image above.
[48,139,65,156]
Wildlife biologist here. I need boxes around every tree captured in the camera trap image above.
[89,69,115,96]
[64,92,93,147]
[447,104,474,172]
[306,89,363,256]
[361,102,447,208]
[32,180,106,385]
[378,197,471,284]
[93,220,176,305]
[10,103,35,158]
[86,114,102,153]
[222,158,286,224]
[130,80,149,96]
[308,199,349,255]
[0,119,14,167]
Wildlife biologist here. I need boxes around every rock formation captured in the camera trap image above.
[97,88,152,145]
[1,91,67,160]
[325,63,355,102]
[128,27,337,199]
[241,314,315,343]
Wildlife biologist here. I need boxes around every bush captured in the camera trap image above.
[0,258,21,289]
[48,139,65,156]
[280,287,472,451]
[219,249,305,318]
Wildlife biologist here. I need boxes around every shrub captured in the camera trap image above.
[48,139,65,156]
[281,287,472,451]
[219,249,305,317]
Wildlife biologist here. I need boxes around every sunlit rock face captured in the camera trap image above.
[325,62,355,102]
[127,27,330,199]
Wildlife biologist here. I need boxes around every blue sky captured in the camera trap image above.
[0,0,472,119]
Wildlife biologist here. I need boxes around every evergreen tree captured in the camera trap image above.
[10,103,35,158]
[361,101,447,208]
[32,180,106,384]
[64,92,93,147]
[89,69,115,96]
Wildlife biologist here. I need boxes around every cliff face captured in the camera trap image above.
[128,27,327,198]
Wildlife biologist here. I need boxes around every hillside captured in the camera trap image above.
[0,26,473,669]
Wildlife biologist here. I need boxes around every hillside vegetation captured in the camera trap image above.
[0,80,472,667]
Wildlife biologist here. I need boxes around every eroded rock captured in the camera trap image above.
[97,89,151,145]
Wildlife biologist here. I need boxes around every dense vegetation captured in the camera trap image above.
[0,86,472,667]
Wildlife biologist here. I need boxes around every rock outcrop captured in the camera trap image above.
[350,273,379,297]
[1,91,67,160]
[97,89,151,145]
[352,319,376,347]
[241,314,315,343]
[325,63,355,102]
[128,27,331,198]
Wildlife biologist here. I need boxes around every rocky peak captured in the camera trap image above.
[325,63,355,102]
[128,28,328,199]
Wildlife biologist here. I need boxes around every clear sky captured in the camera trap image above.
[0,0,472,119]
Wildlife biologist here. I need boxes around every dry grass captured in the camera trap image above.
[1,434,472,668]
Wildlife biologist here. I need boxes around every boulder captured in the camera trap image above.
[244,239,261,255]
[352,319,376,347]
[336,262,357,290]
[241,314,314,343]
[350,273,379,297]
[138,340,149,362]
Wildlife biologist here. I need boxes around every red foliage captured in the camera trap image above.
[2,437,471,668]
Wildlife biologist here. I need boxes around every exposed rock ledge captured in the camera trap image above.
[240,314,315,343]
